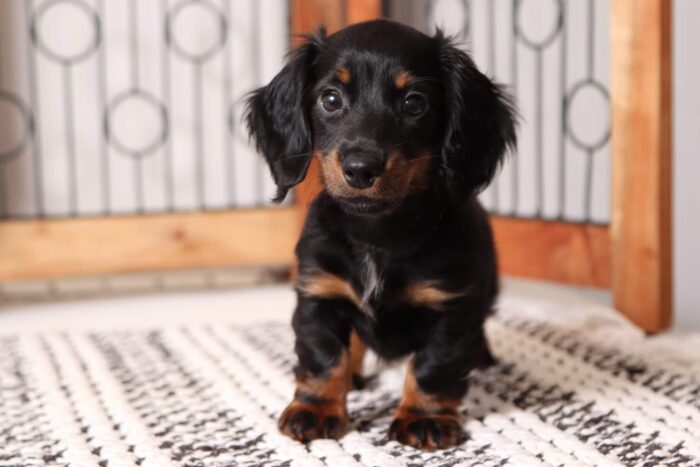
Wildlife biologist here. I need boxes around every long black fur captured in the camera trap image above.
[245,29,327,202]
[246,19,517,446]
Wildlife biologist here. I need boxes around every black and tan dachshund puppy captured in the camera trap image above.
[246,19,516,450]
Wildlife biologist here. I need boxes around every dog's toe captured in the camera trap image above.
[388,413,467,450]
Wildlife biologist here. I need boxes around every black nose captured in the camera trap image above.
[342,154,384,189]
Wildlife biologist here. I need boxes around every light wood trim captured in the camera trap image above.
[291,0,345,41]
[492,217,611,288]
[0,209,297,281]
[290,0,382,59]
[610,0,672,331]
[347,0,383,23]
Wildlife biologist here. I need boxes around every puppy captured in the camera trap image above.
[246,19,516,450]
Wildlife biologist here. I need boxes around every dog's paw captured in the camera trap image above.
[278,401,348,442]
[388,412,467,450]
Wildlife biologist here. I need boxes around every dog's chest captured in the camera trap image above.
[356,250,417,315]
[352,247,466,317]
[359,252,383,312]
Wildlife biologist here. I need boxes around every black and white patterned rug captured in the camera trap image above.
[2,299,699,466]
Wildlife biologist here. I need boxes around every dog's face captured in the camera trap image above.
[308,27,443,215]
[246,20,516,215]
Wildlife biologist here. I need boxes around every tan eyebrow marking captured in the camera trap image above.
[395,71,413,89]
[401,280,465,310]
[337,66,351,84]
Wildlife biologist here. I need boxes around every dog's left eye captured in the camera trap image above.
[320,90,343,113]
[403,93,428,117]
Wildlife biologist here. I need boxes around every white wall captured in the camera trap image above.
[673,0,700,330]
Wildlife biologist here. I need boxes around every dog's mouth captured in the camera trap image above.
[335,196,395,216]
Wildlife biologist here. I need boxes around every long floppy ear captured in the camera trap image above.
[245,30,326,202]
[437,32,517,197]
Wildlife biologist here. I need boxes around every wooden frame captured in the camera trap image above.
[611,0,673,331]
[492,217,610,288]
[0,209,298,281]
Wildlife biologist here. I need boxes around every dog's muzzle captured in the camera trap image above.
[341,153,385,189]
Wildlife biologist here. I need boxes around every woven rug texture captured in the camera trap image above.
[1,298,699,467]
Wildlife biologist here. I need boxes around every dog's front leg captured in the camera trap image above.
[278,296,353,442]
[388,323,491,449]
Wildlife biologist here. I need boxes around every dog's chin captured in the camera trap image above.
[334,196,396,216]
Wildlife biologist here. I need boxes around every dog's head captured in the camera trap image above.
[246,20,516,215]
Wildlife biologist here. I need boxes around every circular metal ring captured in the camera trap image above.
[0,91,34,163]
[515,0,563,51]
[565,80,611,152]
[106,90,169,158]
[165,0,228,64]
[31,0,101,65]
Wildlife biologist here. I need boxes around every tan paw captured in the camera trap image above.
[388,412,467,450]
[278,401,348,442]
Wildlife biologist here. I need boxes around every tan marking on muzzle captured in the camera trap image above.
[316,149,432,201]
[317,149,349,196]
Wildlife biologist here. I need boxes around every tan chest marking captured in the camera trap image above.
[401,280,465,311]
[297,269,362,308]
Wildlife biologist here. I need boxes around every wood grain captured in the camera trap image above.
[492,217,611,288]
[0,209,297,281]
[610,0,673,331]
[291,0,345,39]
[347,0,382,23]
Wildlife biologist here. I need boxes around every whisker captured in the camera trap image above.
[410,77,445,85]
[389,140,413,151]
[277,152,316,161]
[407,154,443,163]
[435,162,467,183]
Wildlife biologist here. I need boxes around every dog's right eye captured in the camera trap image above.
[320,90,343,113]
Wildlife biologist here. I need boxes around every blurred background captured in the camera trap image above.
[0,0,695,331]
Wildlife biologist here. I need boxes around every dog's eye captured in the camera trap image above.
[321,90,343,113]
[403,94,427,116]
